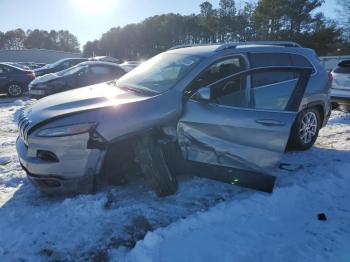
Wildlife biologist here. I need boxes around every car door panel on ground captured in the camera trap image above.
[177,54,312,175]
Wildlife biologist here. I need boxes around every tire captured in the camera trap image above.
[7,83,23,97]
[134,135,178,197]
[331,103,339,110]
[288,108,321,151]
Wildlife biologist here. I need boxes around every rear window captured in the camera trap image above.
[333,61,350,74]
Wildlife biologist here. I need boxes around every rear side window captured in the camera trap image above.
[290,54,315,73]
[250,53,292,67]
[251,70,304,111]
[333,60,350,74]
[252,70,295,87]
[90,66,112,75]
[250,53,294,87]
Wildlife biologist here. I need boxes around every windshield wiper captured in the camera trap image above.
[118,85,159,95]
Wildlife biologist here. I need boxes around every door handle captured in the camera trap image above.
[0,77,7,79]
[255,119,285,127]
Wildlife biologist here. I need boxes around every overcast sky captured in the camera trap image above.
[0,0,339,46]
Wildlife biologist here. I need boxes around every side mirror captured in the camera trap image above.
[191,87,211,102]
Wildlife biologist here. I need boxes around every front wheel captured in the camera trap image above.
[288,108,321,151]
[7,83,23,97]
[134,135,178,197]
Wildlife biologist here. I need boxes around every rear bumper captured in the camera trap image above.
[331,89,350,105]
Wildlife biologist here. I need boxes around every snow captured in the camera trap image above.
[0,96,349,261]
[129,165,350,262]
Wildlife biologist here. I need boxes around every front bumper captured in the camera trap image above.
[331,88,350,105]
[16,133,103,195]
[23,164,94,195]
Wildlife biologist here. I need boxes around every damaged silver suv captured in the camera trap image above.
[16,41,331,196]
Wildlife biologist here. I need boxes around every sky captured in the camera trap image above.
[0,0,339,47]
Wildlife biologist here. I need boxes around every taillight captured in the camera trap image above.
[328,72,333,81]
[26,72,35,79]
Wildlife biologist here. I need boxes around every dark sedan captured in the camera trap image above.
[29,61,127,98]
[34,58,87,77]
[0,63,36,97]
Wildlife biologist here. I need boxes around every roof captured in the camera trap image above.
[0,62,29,71]
[78,61,125,68]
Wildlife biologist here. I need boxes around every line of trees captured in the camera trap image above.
[0,29,80,53]
[1,0,349,58]
[83,0,349,59]
[338,0,350,36]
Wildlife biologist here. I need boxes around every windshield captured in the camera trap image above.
[56,64,85,76]
[114,53,202,94]
[46,59,70,69]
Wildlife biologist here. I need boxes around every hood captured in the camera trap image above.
[23,82,153,128]
[31,73,62,86]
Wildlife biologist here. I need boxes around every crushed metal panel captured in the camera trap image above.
[178,106,295,174]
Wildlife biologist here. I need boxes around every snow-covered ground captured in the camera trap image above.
[0,96,349,261]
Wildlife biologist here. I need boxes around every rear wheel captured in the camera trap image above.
[288,108,321,151]
[134,135,178,197]
[7,83,23,97]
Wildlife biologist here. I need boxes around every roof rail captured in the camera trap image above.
[168,44,205,50]
[216,41,301,51]
[168,41,301,52]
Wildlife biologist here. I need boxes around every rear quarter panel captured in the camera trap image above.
[299,49,331,125]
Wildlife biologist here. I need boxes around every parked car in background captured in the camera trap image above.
[16,41,331,197]
[19,62,47,70]
[29,61,127,98]
[119,61,142,72]
[0,63,35,97]
[34,58,87,76]
[89,56,120,64]
[7,62,31,70]
[330,60,350,111]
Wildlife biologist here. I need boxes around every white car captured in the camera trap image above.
[331,60,350,111]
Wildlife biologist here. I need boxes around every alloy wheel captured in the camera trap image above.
[8,84,22,97]
[299,111,318,144]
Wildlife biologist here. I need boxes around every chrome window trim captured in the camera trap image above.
[190,98,298,114]
[253,77,298,90]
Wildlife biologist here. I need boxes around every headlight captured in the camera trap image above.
[37,123,97,137]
